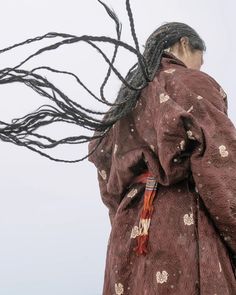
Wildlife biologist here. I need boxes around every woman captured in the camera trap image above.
[88,22,236,294]
[0,1,235,293]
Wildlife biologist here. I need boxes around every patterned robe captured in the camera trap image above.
[88,52,236,294]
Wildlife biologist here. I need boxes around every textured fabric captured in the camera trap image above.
[88,52,236,294]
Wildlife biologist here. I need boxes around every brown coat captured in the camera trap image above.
[88,52,236,294]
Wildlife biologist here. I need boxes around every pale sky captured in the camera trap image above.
[0,1,235,294]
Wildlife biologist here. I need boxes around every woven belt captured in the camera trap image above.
[131,170,158,256]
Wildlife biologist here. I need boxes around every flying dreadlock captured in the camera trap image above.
[0,0,206,163]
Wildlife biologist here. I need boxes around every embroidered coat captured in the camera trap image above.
[88,52,236,294]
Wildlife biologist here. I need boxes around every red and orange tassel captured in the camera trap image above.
[132,171,158,256]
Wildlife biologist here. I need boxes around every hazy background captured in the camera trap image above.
[0,1,235,294]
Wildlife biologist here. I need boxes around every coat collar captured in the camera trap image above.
[161,51,187,68]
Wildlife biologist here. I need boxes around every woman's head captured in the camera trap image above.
[143,22,206,72]
[106,22,206,125]
[164,36,204,70]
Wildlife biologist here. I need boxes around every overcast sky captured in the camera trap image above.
[0,1,235,294]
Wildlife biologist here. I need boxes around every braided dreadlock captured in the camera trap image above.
[0,0,206,163]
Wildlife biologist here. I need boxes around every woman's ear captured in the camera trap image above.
[179,37,191,56]
[180,36,190,47]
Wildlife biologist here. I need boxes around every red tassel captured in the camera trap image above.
[134,234,149,256]
[132,174,158,256]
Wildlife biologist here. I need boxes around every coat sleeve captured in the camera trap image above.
[88,127,121,226]
[151,70,236,256]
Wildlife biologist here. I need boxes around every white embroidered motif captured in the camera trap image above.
[159,93,170,103]
[219,145,229,157]
[197,95,203,100]
[180,140,185,151]
[183,213,194,225]
[114,144,118,155]
[220,87,227,99]
[156,270,169,284]
[130,226,140,239]
[127,188,138,199]
[164,68,176,74]
[98,170,107,180]
[186,130,195,140]
[115,283,124,295]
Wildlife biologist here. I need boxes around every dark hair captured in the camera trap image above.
[105,21,206,123]
[0,1,206,163]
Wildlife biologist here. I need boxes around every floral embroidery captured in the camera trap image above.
[114,144,118,155]
[164,68,176,74]
[156,270,169,284]
[219,145,229,157]
[160,93,170,103]
[186,130,195,140]
[197,95,203,100]
[183,213,194,225]
[220,87,227,99]
[127,188,138,199]
[130,225,140,239]
[98,169,107,180]
[115,283,124,295]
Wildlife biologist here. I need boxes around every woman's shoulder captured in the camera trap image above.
[161,65,227,102]
[171,66,224,94]
[157,65,228,115]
